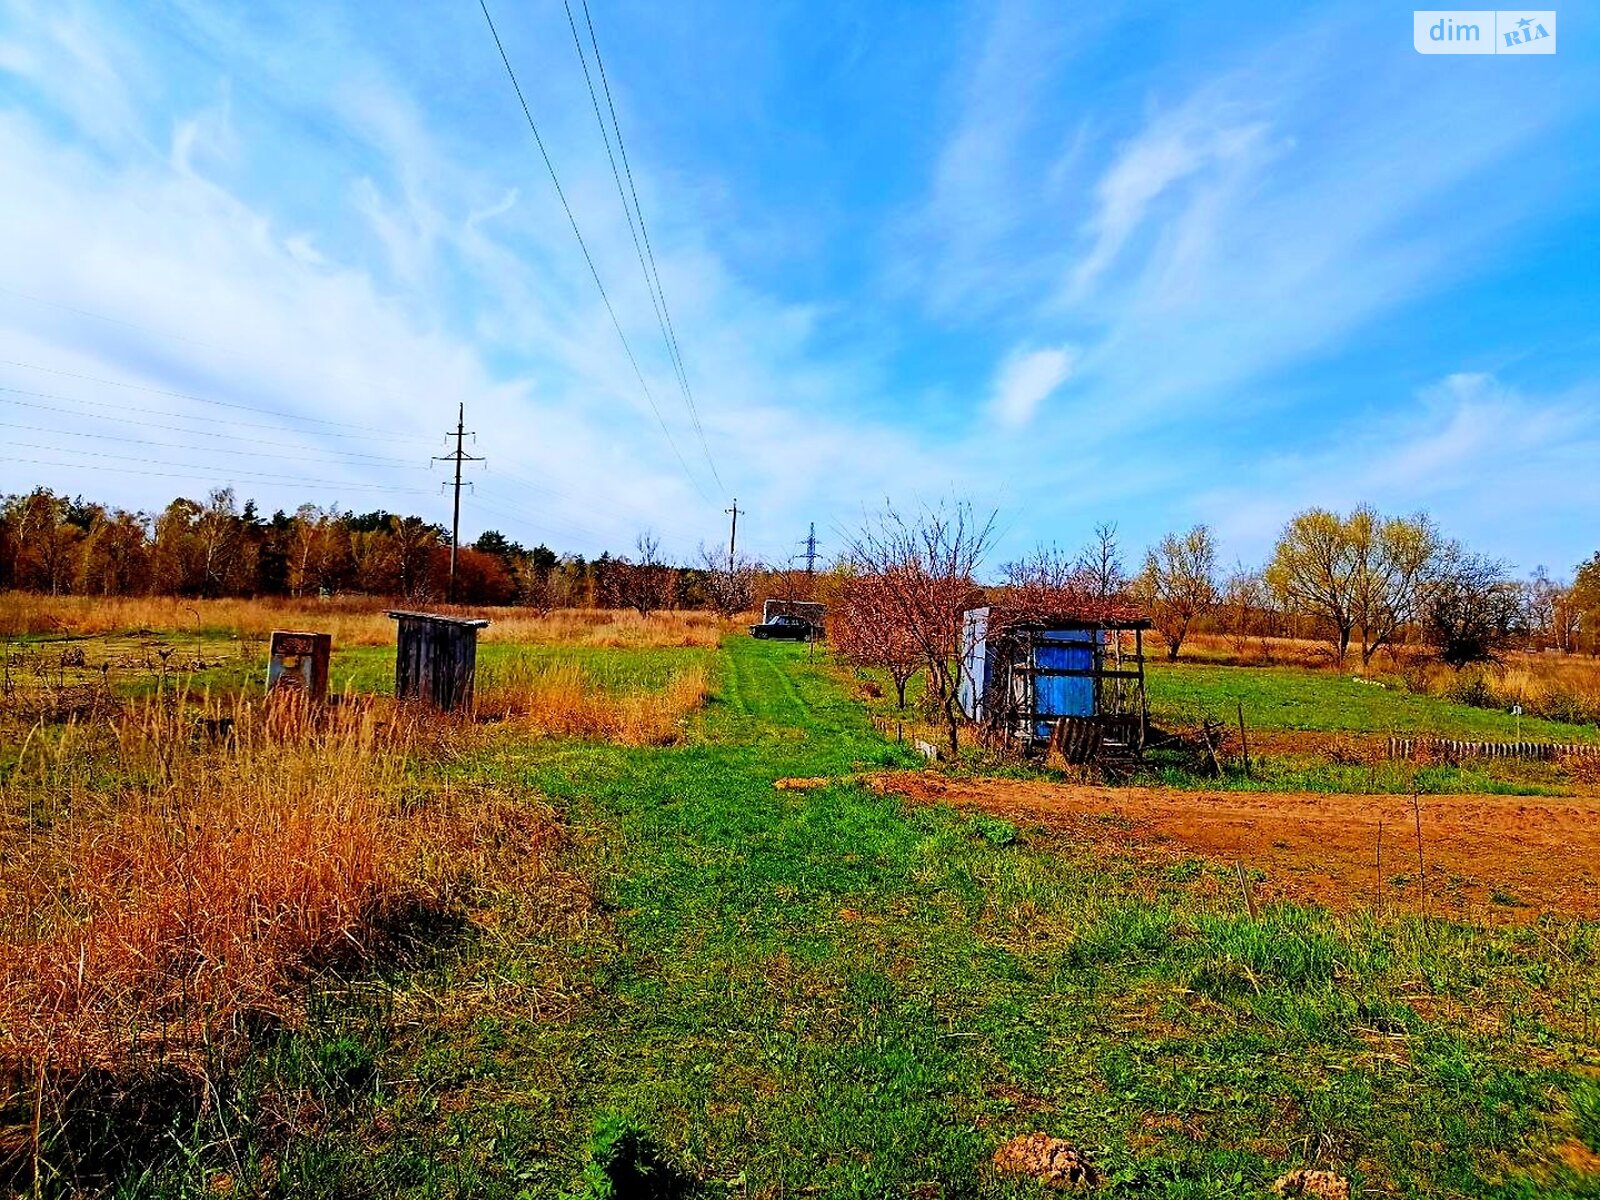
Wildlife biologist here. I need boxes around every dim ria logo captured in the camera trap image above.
[1414,10,1556,53]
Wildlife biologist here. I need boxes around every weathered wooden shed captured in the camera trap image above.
[959,605,1151,759]
[386,611,489,713]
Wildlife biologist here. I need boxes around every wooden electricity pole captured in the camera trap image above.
[724,498,741,575]
[433,402,484,603]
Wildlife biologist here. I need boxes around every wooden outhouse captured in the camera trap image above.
[386,611,489,712]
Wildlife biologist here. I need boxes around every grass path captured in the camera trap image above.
[155,639,1600,1199]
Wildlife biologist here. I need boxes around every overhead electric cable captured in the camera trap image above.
[561,0,722,492]
[0,420,428,470]
[0,358,431,441]
[0,453,433,494]
[477,0,709,503]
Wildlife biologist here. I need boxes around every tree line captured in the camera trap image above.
[4,487,1597,667]
[1136,506,1600,666]
[0,486,781,612]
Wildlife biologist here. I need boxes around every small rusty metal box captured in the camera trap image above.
[267,630,332,702]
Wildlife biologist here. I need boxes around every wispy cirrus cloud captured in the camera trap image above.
[989,344,1077,430]
[1195,372,1600,564]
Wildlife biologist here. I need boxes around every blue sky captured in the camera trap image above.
[0,1,1596,576]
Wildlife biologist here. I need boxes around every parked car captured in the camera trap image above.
[749,613,820,641]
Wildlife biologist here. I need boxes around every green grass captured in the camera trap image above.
[1137,750,1574,796]
[1148,662,1600,743]
[30,638,1600,1199]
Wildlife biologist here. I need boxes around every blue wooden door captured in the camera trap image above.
[1033,630,1095,739]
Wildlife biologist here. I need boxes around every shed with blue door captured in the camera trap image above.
[959,605,1150,756]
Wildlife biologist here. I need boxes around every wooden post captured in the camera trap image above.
[1235,862,1259,920]
[1375,820,1383,914]
[1237,701,1251,778]
[1412,791,1427,919]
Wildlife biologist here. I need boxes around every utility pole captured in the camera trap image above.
[724,498,741,575]
[433,402,484,603]
[801,522,819,576]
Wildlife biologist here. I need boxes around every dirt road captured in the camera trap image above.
[872,773,1600,920]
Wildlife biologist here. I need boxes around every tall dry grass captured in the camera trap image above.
[0,690,555,1174]
[476,658,709,745]
[1405,652,1600,726]
[0,592,726,650]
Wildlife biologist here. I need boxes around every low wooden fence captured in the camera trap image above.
[1387,736,1600,762]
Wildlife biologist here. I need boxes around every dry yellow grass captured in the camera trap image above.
[0,690,556,1160]
[476,659,709,745]
[0,592,726,649]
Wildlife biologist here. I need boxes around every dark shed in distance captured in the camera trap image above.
[386,611,490,713]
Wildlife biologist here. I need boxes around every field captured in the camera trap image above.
[3,597,1600,1197]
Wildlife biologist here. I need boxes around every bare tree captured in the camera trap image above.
[1001,542,1140,625]
[1138,525,1219,660]
[1075,521,1126,599]
[616,532,676,617]
[834,572,923,708]
[845,500,996,756]
[699,543,758,616]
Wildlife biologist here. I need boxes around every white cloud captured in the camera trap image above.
[0,5,957,564]
[989,345,1077,430]
[1193,372,1600,565]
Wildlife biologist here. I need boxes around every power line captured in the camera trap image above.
[0,358,429,440]
[562,0,723,493]
[0,418,427,469]
[3,383,707,543]
[477,463,707,544]
[477,0,709,503]
[0,452,433,494]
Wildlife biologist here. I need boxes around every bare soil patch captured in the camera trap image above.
[871,773,1600,920]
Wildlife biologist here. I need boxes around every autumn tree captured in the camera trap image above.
[834,572,923,708]
[1137,525,1218,660]
[846,500,995,756]
[1574,553,1600,655]
[287,505,349,597]
[77,507,151,596]
[194,488,254,596]
[4,489,82,594]
[1266,506,1440,667]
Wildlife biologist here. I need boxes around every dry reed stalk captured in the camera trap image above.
[0,690,553,1116]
